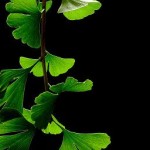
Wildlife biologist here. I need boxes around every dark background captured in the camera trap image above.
[0,0,134,149]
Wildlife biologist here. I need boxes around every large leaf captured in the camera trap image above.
[49,115,111,150]
[60,130,111,150]
[58,0,102,20]
[0,68,30,113]
[20,53,75,77]
[6,0,41,48]
[50,77,93,94]
[0,109,35,150]
[31,91,58,129]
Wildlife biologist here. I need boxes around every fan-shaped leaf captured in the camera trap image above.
[0,68,30,113]
[0,108,35,150]
[46,53,75,77]
[6,0,41,48]
[0,68,28,92]
[42,121,63,135]
[50,77,93,94]
[60,130,111,150]
[23,108,34,124]
[42,115,65,135]
[58,0,102,20]
[31,92,58,129]
[20,53,75,77]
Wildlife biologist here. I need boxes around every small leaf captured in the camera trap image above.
[42,121,63,135]
[58,0,102,20]
[6,0,41,48]
[46,53,75,77]
[20,53,75,77]
[23,108,34,124]
[60,130,111,150]
[38,0,53,12]
[42,115,65,135]
[0,68,30,113]
[31,91,58,129]
[19,56,45,77]
[0,108,35,150]
[50,77,93,94]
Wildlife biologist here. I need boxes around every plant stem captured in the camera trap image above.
[41,0,48,91]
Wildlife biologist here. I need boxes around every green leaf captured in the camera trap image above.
[38,0,53,12]
[23,108,34,124]
[60,130,111,150]
[58,0,102,20]
[50,77,93,94]
[0,68,30,113]
[19,56,45,77]
[46,53,75,77]
[0,109,35,150]
[20,53,75,77]
[42,115,65,135]
[42,121,63,135]
[31,91,58,129]
[0,68,28,92]
[6,0,41,48]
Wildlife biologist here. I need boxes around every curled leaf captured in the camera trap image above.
[50,77,93,94]
[58,0,102,20]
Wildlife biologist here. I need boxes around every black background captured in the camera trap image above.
[0,0,133,149]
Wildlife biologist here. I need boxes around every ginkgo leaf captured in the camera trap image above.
[20,53,75,77]
[60,130,111,150]
[42,121,63,135]
[58,0,102,20]
[0,68,28,92]
[38,0,53,12]
[0,108,35,150]
[42,115,65,135]
[0,68,30,113]
[6,0,41,48]
[31,91,58,129]
[23,108,34,124]
[19,56,45,77]
[50,77,93,94]
[46,53,75,77]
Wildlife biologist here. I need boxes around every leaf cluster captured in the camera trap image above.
[0,0,110,149]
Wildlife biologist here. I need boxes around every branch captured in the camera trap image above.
[41,0,48,91]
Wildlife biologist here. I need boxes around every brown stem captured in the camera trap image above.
[41,0,48,91]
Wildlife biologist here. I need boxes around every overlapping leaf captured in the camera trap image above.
[42,115,65,135]
[60,130,111,150]
[0,68,30,113]
[23,108,34,124]
[50,115,111,150]
[50,77,93,94]
[0,108,35,150]
[6,0,41,48]
[0,68,28,92]
[20,53,75,77]
[58,0,102,20]
[31,91,58,129]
